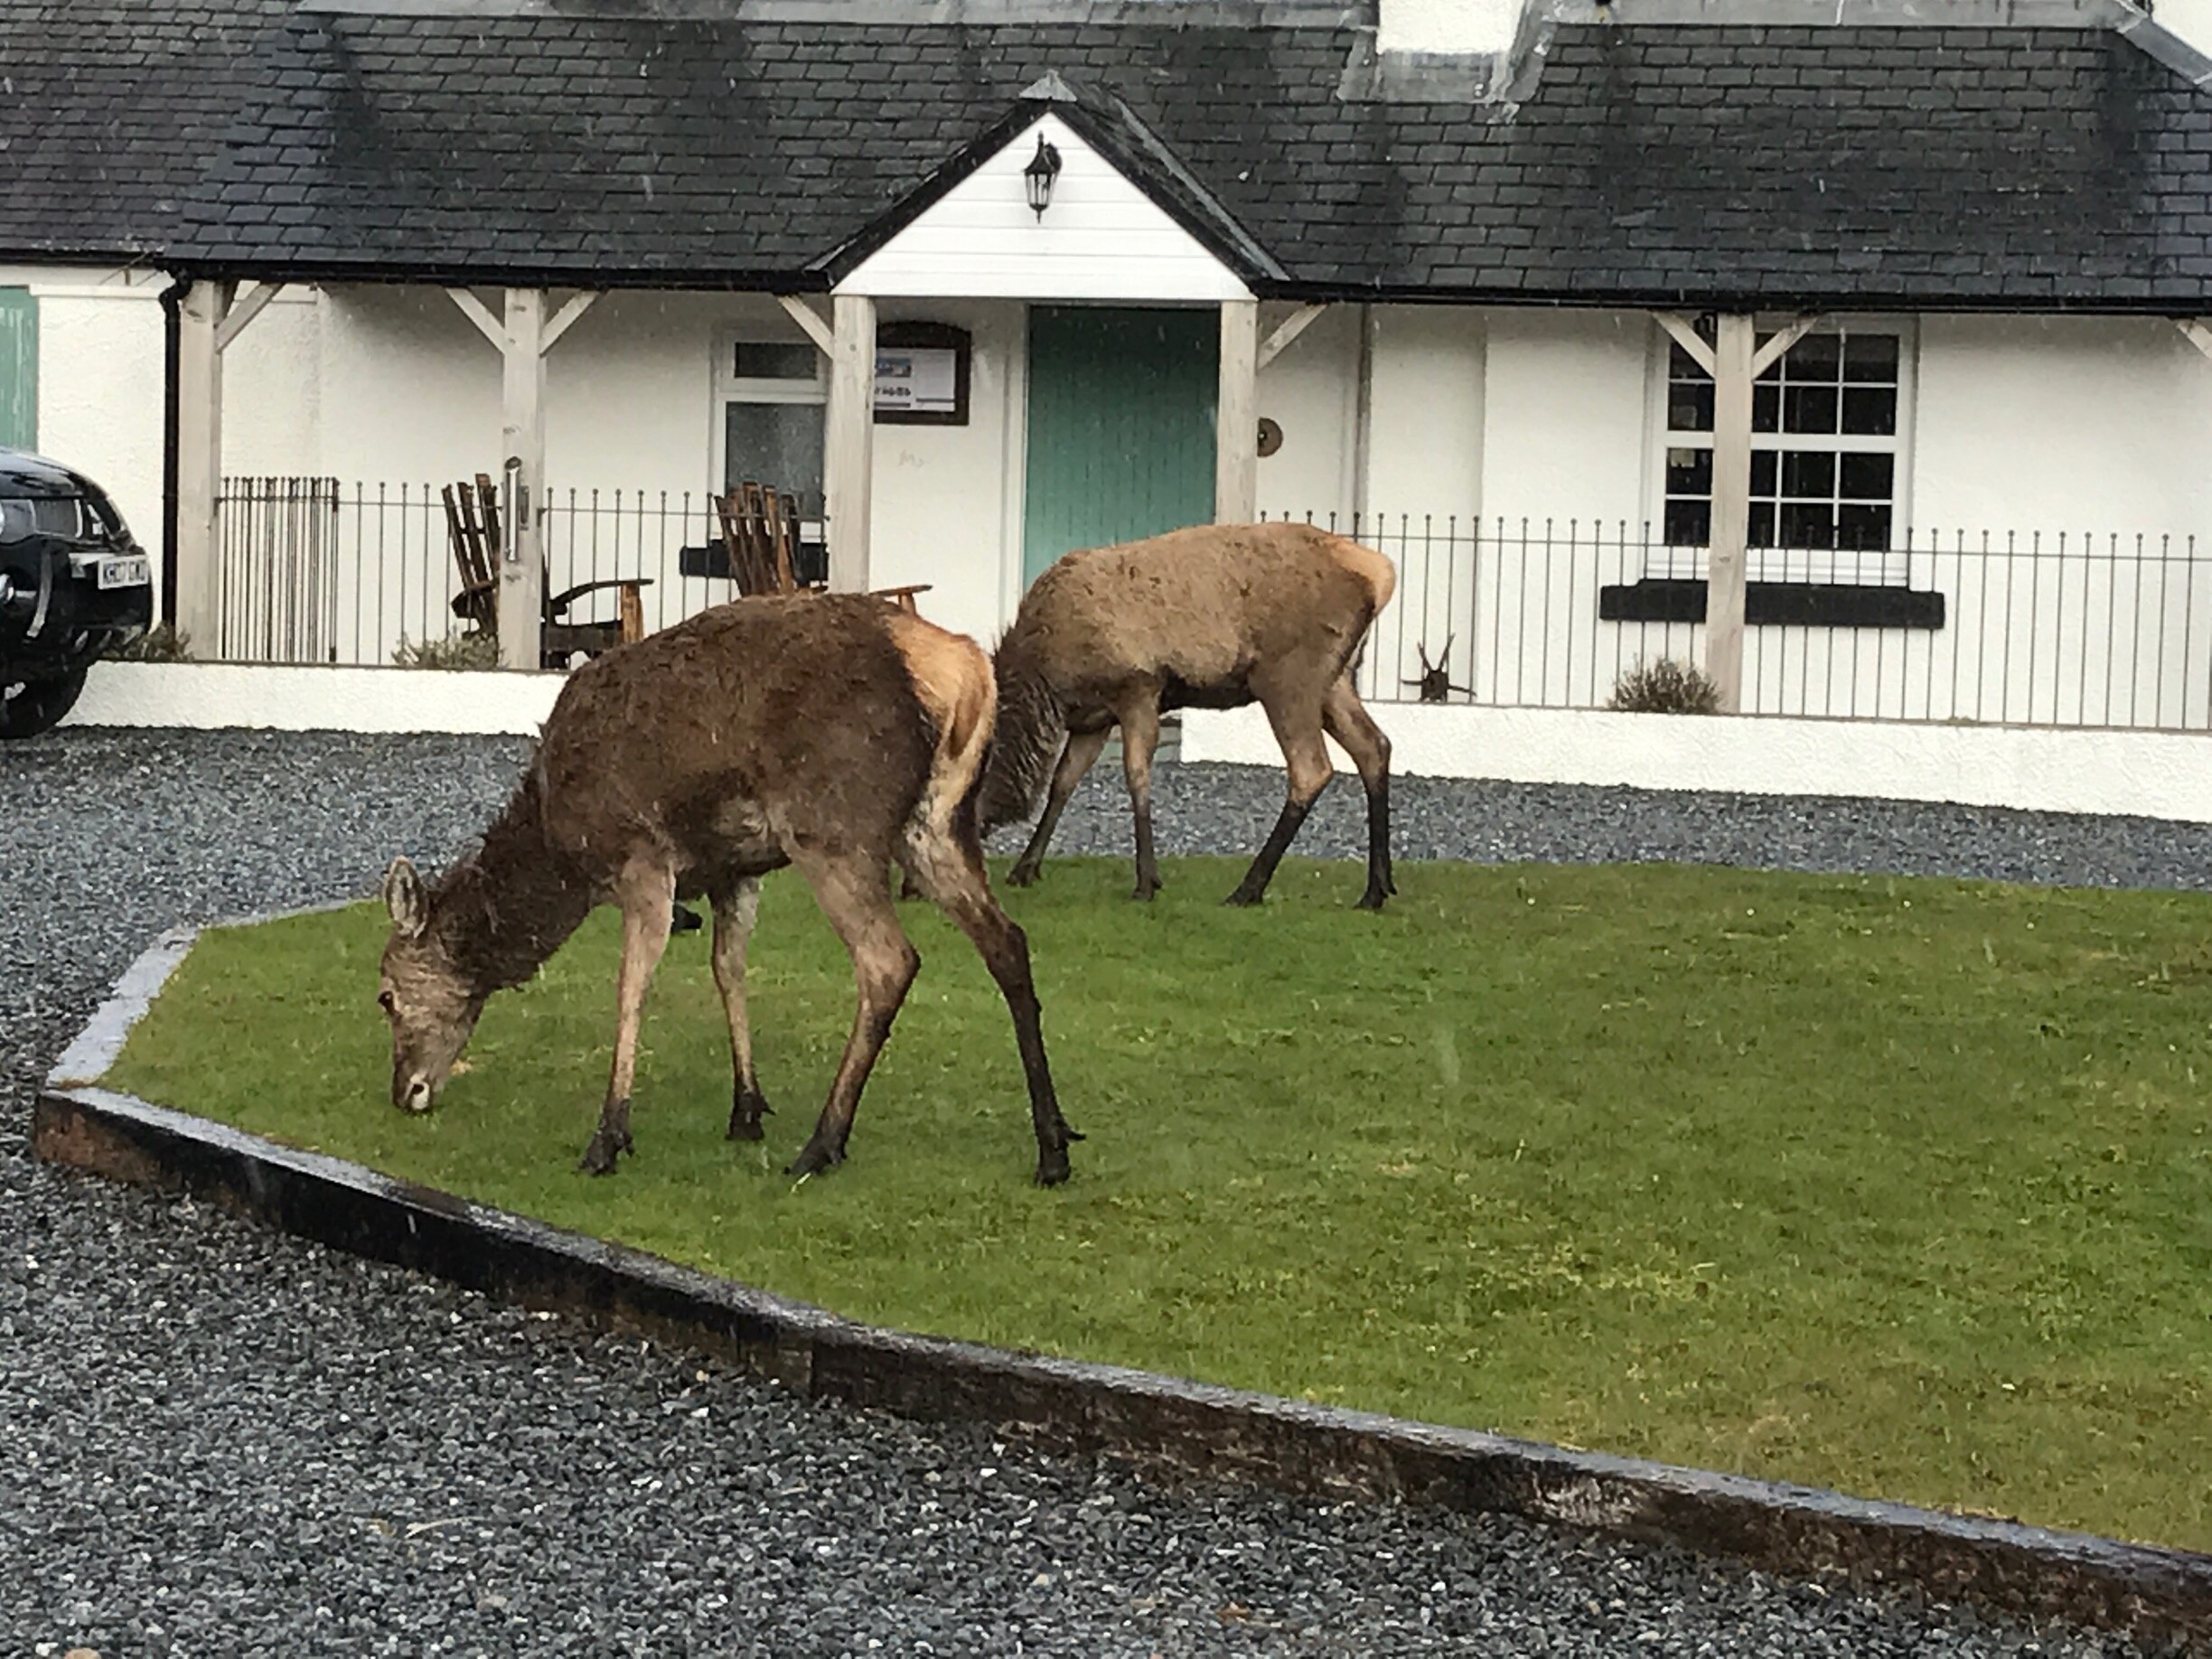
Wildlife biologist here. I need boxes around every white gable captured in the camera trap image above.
[836,113,1252,304]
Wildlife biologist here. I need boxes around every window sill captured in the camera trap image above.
[1598,580,1945,630]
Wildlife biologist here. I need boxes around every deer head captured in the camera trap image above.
[377,856,484,1114]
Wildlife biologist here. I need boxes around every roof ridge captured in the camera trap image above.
[292,0,1368,24]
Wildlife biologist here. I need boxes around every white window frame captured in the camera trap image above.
[713,332,830,534]
[1642,314,1918,586]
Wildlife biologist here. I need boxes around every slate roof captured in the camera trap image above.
[12,0,2212,310]
[0,0,292,261]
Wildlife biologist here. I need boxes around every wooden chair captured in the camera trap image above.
[715,482,932,615]
[442,474,651,668]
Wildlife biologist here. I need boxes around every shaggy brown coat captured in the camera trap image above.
[377,593,1078,1185]
[979,521,1398,908]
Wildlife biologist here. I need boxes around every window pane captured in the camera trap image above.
[1779,450,1836,498]
[1669,380,1715,432]
[1779,502,1836,548]
[1843,333,1900,379]
[1840,387,1897,436]
[1663,498,1711,545]
[1665,446,1713,494]
[1750,450,1777,494]
[1748,502,1777,548]
[1784,385,1839,434]
[733,342,820,381]
[1788,333,1842,380]
[1839,452,1895,500]
[1668,343,1706,380]
[1753,385,1780,434]
[725,400,826,510]
[1836,503,1892,550]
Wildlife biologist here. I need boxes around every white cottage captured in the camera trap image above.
[14,0,2212,730]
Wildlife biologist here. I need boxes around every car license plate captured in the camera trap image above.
[98,555,151,590]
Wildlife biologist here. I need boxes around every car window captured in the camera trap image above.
[0,497,91,544]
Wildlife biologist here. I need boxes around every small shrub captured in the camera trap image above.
[1607,657,1720,715]
[111,622,191,662]
[393,632,500,671]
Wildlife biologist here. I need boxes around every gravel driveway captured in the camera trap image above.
[2,727,2190,1658]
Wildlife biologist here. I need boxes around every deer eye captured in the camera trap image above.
[378,989,396,1014]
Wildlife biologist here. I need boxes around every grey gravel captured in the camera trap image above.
[2,726,2192,1658]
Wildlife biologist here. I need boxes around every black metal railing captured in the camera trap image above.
[1267,511,2212,733]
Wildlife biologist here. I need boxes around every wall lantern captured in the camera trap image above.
[1024,134,1063,220]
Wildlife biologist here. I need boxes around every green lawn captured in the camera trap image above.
[99,854,2212,1551]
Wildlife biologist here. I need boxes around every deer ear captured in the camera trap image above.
[382,857,429,938]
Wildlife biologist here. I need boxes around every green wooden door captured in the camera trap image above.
[1022,305,1216,586]
[0,289,36,451]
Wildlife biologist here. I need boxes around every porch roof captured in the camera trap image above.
[15,0,2212,312]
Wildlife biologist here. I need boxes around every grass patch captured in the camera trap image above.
[100,855,2212,1551]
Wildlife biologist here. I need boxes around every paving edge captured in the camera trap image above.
[31,920,2212,1656]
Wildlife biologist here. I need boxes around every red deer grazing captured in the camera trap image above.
[375,594,1080,1185]
[977,521,1398,909]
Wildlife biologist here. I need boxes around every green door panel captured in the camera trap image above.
[0,288,37,451]
[1021,305,1216,587]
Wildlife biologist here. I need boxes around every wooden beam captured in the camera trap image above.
[213,281,283,353]
[1256,302,1326,372]
[541,291,600,354]
[446,287,503,349]
[1653,312,1716,377]
[823,294,876,593]
[1751,314,1825,379]
[2177,319,2212,364]
[776,295,836,359]
[497,288,547,671]
[173,282,230,659]
[1215,298,1260,523]
[1704,314,1756,715]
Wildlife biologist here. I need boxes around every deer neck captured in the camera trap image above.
[433,768,596,995]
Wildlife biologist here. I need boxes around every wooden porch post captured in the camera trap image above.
[173,281,229,657]
[1215,297,1259,523]
[1705,313,1756,713]
[497,288,548,670]
[172,279,286,658]
[824,294,877,593]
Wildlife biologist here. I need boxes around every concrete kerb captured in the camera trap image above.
[30,916,2212,1656]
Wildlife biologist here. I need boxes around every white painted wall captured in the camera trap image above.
[869,298,1022,647]
[1376,0,1522,54]
[1912,314,2212,539]
[1182,701,2212,826]
[1255,303,1359,527]
[3,265,168,560]
[63,660,561,735]
[839,115,1252,305]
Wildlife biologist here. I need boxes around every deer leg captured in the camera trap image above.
[579,860,677,1176]
[1224,691,1335,909]
[1007,726,1111,888]
[785,851,920,1179]
[708,875,772,1140]
[1116,691,1167,902]
[906,819,1080,1186]
[1322,672,1397,909]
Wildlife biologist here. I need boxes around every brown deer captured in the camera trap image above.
[375,593,1080,1185]
[978,521,1398,910]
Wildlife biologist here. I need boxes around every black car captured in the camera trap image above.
[0,446,153,738]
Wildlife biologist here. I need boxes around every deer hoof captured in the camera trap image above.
[726,1087,773,1141]
[1355,886,1391,912]
[1006,863,1041,889]
[577,1125,633,1176]
[1223,887,1264,908]
[784,1137,846,1179]
[1035,1149,1072,1186]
